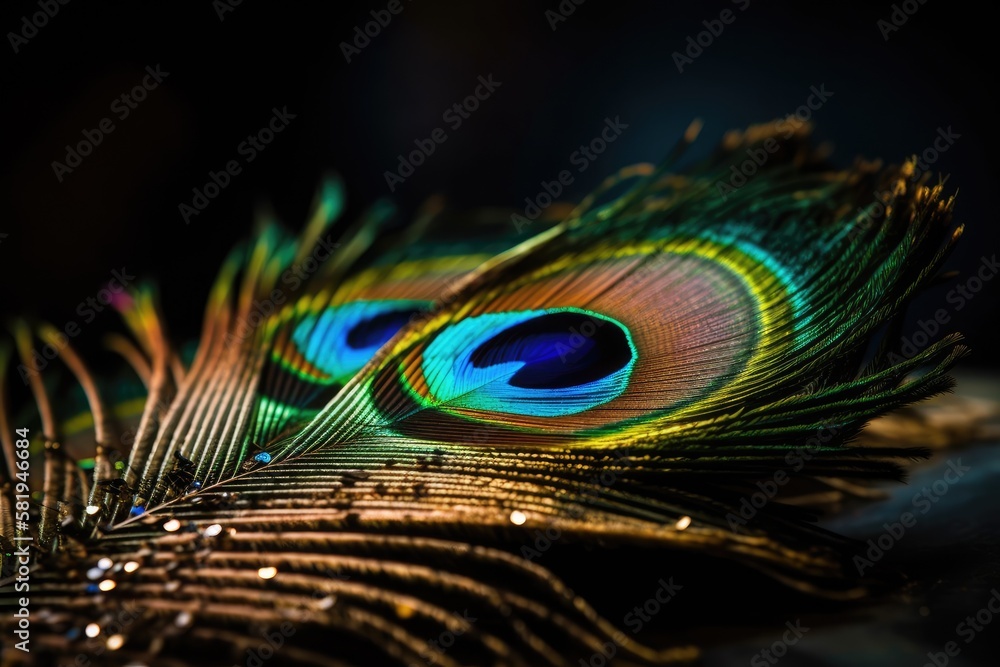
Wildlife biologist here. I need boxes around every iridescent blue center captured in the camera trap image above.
[293,300,429,383]
[422,308,636,417]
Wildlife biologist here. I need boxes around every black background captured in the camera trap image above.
[2,3,999,664]
[1,0,997,364]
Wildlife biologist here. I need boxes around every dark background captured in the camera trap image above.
[1,0,997,359]
[1,3,999,664]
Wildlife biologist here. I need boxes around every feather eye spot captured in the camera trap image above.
[292,300,430,383]
[419,308,636,417]
[346,307,424,349]
[470,311,632,390]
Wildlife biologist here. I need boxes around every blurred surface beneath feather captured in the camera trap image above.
[701,371,1000,666]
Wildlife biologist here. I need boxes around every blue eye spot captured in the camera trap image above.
[470,312,633,389]
[347,308,424,349]
[421,308,636,417]
[293,300,430,383]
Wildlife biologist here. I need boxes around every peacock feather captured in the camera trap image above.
[0,121,977,666]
